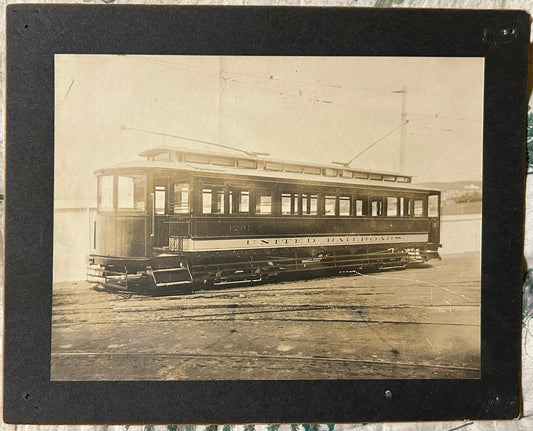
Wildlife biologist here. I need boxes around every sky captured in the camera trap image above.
[55,55,484,204]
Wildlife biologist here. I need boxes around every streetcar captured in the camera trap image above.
[87,146,441,293]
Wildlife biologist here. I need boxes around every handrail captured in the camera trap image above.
[150,192,155,237]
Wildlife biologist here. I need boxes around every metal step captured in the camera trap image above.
[149,265,193,288]
[153,267,188,273]
[154,280,192,287]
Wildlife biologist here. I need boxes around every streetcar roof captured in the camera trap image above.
[138,146,412,180]
[95,159,440,193]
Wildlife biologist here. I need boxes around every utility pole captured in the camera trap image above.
[393,87,407,173]
[218,56,225,149]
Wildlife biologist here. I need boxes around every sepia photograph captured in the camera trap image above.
[51,55,483,381]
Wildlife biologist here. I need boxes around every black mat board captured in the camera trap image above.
[3,5,530,424]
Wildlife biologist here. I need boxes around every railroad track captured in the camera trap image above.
[51,254,481,381]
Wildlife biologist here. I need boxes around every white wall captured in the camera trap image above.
[53,207,96,283]
[440,214,482,255]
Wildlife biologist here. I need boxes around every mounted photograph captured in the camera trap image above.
[51,55,483,381]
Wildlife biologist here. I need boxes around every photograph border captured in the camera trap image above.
[4,5,529,424]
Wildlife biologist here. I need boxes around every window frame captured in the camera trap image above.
[172,181,190,215]
[339,195,352,216]
[116,173,147,214]
[255,189,273,215]
[370,197,384,217]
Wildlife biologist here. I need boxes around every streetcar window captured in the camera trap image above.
[370,199,383,216]
[399,197,405,216]
[355,199,364,216]
[397,176,409,183]
[403,198,412,216]
[211,156,234,167]
[239,191,250,213]
[284,164,302,173]
[202,189,212,214]
[117,175,146,212]
[282,194,291,214]
[369,174,383,181]
[354,172,369,180]
[237,159,257,169]
[228,191,233,214]
[153,152,171,161]
[387,197,398,216]
[325,195,336,216]
[184,153,209,164]
[200,187,225,215]
[414,199,424,217]
[384,175,396,182]
[310,195,317,215]
[428,195,439,217]
[339,196,351,216]
[341,170,353,179]
[324,168,337,177]
[213,189,225,214]
[302,193,317,215]
[173,182,189,214]
[256,192,272,214]
[265,162,282,171]
[154,186,166,214]
[282,193,299,215]
[303,166,321,175]
[98,175,113,212]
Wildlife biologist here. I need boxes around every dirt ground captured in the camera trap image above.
[51,252,480,381]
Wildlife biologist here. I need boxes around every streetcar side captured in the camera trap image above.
[88,149,441,293]
[183,173,440,285]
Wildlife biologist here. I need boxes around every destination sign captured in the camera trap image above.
[184,233,428,252]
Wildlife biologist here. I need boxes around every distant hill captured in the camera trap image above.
[414,180,482,192]
[414,180,482,216]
